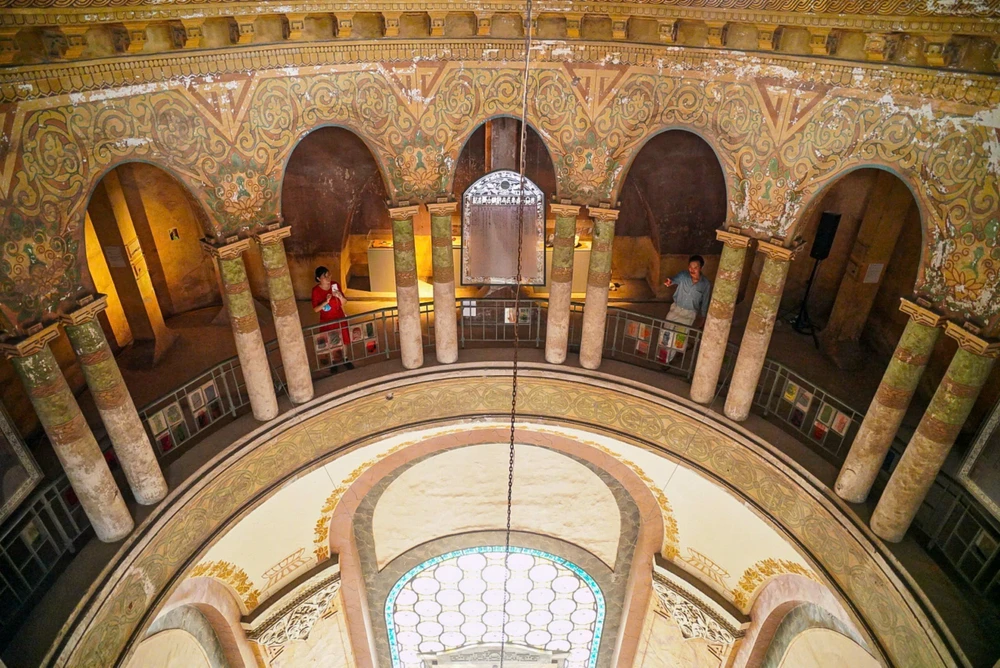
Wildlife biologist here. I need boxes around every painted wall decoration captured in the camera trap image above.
[0,42,998,334]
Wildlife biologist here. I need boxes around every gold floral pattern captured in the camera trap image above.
[731,558,816,611]
[190,560,262,610]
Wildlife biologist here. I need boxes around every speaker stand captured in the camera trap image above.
[792,258,821,349]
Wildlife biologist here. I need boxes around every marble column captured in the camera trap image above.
[1,326,133,542]
[201,239,278,421]
[579,207,619,370]
[389,205,424,370]
[254,226,314,405]
[427,201,459,364]
[835,299,944,503]
[724,240,799,422]
[61,296,167,505]
[690,229,753,404]
[545,203,581,365]
[871,323,998,542]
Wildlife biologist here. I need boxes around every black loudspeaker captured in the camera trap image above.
[811,212,842,261]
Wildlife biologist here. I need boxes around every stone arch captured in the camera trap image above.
[447,114,560,200]
[277,122,396,213]
[277,124,392,294]
[730,573,867,668]
[325,427,665,668]
[139,604,230,668]
[757,601,875,668]
[610,125,735,220]
[149,576,260,668]
[790,163,928,265]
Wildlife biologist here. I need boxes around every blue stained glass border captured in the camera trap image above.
[384,545,606,668]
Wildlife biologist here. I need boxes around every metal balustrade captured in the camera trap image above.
[2,298,999,645]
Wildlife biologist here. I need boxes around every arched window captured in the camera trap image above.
[386,546,605,668]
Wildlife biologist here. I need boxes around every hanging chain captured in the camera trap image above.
[500,0,533,665]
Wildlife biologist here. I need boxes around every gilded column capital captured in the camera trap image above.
[756,239,801,262]
[388,205,420,220]
[550,203,581,218]
[716,229,753,249]
[201,238,251,260]
[59,295,110,327]
[899,298,945,328]
[253,225,292,245]
[587,207,619,222]
[426,201,458,216]
[944,322,1000,358]
[0,323,61,359]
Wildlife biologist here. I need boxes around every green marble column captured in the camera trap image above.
[690,230,752,404]
[579,207,618,370]
[203,239,278,421]
[724,240,797,422]
[256,227,314,405]
[62,297,167,505]
[428,201,459,364]
[389,205,424,370]
[545,203,581,365]
[835,299,944,503]
[3,326,133,542]
[871,323,998,542]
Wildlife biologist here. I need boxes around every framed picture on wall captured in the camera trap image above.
[147,410,167,437]
[0,403,43,523]
[364,322,376,340]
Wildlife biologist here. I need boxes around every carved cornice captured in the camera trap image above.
[59,294,109,327]
[1,0,996,26]
[387,204,420,220]
[0,323,61,359]
[588,206,620,222]
[756,239,801,262]
[944,321,1000,358]
[716,229,753,249]
[253,225,292,246]
[200,237,251,260]
[426,201,458,216]
[899,297,946,328]
[3,39,999,105]
[550,203,582,218]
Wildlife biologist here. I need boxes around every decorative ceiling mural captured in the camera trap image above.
[1,43,998,333]
[55,373,958,667]
[188,421,816,619]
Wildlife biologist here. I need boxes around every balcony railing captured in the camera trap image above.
[1,298,998,648]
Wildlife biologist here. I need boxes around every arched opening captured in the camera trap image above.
[280,126,391,300]
[83,162,219,367]
[777,168,999,447]
[616,130,727,299]
[453,119,561,297]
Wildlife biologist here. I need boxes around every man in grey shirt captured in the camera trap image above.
[661,255,712,362]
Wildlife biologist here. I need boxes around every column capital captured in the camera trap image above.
[253,225,292,245]
[587,206,619,222]
[716,229,753,249]
[388,205,420,220]
[550,203,581,218]
[200,237,251,260]
[899,298,945,328]
[426,201,458,216]
[59,295,109,327]
[756,239,801,262]
[944,322,1000,358]
[0,323,61,359]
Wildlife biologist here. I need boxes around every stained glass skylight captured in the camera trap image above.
[385,546,605,668]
